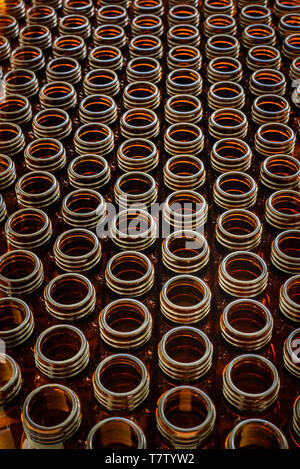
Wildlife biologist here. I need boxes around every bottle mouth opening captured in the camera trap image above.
[158,386,215,433]
[210,82,243,100]
[206,13,235,26]
[211,109,246,128]
[47,57,80,74]
[226,420,288,449]
[55,229,99,259]
[90,46,121,62]
[167,94,201,113]
[54,35,84,51]
[94,354,148,396]
[268,190,300,217]
[0,122,22,142]
[169,45,200,61]
[0,297,31,334]
[166,154,204,177]
[257,124,295,144]
[274,230,300,260]
[249,46,280,61]
[45,274,93,307]
[282,275,300,306]
[254,95,289,114]
[17,171,57,197]
[169,5,197,18]
[0,250,40,282]
[216,172,256,197]
[40,82,75,100]
[161,327,212,366]
[80,95,115,114]
[35,325,87,364]
[94,24,124,39]
[262,155,300,181]
[217,209,261,238]
[207,34,238,50]
[224,355,279,397]
[34,109,69,129]
[26,138,64,163]
[241,5,270,18]
[221,252,267,283]
[27,5,55,18]
[98,5,126,18]
[163,275,210,309]
[76,123,111,143]
[85,69,117,86]
[69,154,108,179]
[168,68,200,85]
[167,123,202,143]
[116,172,156,198]
[101,299,150,337]
[251,69,285,86]
[210,57,241,73]
[6,208,50,238]
[221,299,272,337]
[87,418,146,449]
[23,385,79,430]
[213,139,250,160]
[107,252,153,285]
[112,209,155,238]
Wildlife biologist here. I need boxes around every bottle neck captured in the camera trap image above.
[156,386,216,449]
[21,384,81,449]
[0,354,22,408]
[93,354,149,412]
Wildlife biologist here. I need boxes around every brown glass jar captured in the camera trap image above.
[158,326,213,382]
[220,299,273,351]
[105,251,154,298]
[53,228,101,273]
[218,251,268,298]
[260,154,300,191]
[163,154,205,191]
[225,419,289,449]
[68,154,111,190]
[279,274,300,323]
[44,273,96,321]
[3,68,39,98]
[117,138,158,173]
[210,138,252,173]
[222,354,280,413]
[61,189,107,230]
[92,353,150,412]
[10,46,45,73]
[156,386,216,449]
[34,324,90,380]
[21,384,82,449]
[5,208,52,251]
[0,297,34,349]
[162,230,209,274]
[46,57,82,85]
[0,122,25,157]
[15,171,60,210]
[86,418,146,449]
[207,56,243,83]
[99,298,152,351]
[0,249,44,297]
[24,138,66,173]
[166,68,203,97]
[160,274,211,324]
[265,190,300,230]
[0,354,23,449]
[215,209,262,251]
[26,5,57,30]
